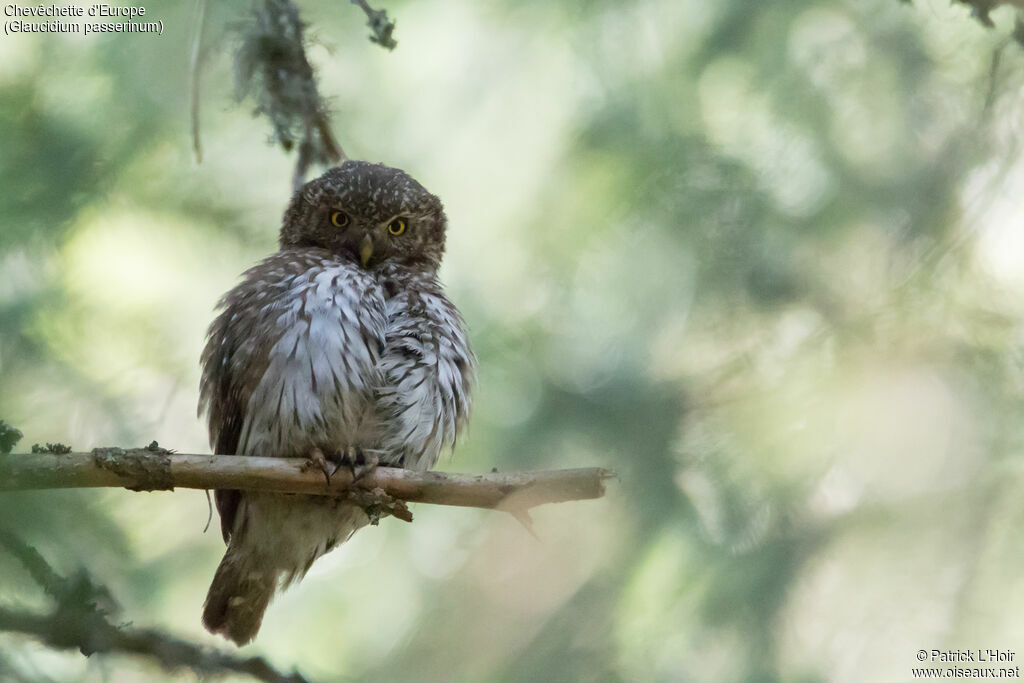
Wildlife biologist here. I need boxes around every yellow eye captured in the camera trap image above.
[330,211,350,228]
[388,218,407,236]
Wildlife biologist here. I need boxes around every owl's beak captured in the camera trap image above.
[359,233,374,268]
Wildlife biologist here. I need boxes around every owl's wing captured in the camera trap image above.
[376,280,475,470]
[199,286,266,543]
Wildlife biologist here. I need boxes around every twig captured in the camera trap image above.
[350,0,397,50]
[952,0,1024,27]
[0,449,613,516]
[0,528,64,596]
[189,0,209,164]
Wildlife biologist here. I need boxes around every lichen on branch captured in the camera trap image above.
[234,0,345,188]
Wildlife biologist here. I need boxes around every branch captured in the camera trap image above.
[350,0,397,50]
[234,0,346,190]
[905,0,1024,47]
[952,0,1024,27]
[0,530,308,683]
[0,447,613,519]
[189,0,208,164]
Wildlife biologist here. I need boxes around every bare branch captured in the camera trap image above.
[189,0,209,164]
[0,448,613,515]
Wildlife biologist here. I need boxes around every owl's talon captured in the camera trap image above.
[352,450,379,481]
[301,447,332,485]
[329,446,379,483]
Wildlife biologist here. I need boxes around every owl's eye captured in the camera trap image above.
[387,218,407,236]
[330,211,350,228]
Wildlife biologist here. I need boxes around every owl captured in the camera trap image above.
[198,161,475,645]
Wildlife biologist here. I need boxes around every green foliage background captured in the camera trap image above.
[3,0,1024,680]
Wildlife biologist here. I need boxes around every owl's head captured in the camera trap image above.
[280,161,447,271]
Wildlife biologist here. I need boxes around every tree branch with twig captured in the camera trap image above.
[190,0,401,186]
[0,528,309,683]
[351,0,397,49]
[0,431,611,679]
[0,444,614,526]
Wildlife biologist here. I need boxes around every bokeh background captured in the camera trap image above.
[3,0,1024,680]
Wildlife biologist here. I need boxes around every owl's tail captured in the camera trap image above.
[202,549,279,646]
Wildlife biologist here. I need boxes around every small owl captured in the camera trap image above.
[198,161,475,645]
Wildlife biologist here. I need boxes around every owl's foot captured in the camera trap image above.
[301,447,333,485]
[330,446,380,482]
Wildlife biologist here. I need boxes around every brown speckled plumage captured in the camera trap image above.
[198,161,475,645]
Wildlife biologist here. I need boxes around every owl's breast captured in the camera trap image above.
[225,253,387,458]
[372,266,476,470]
